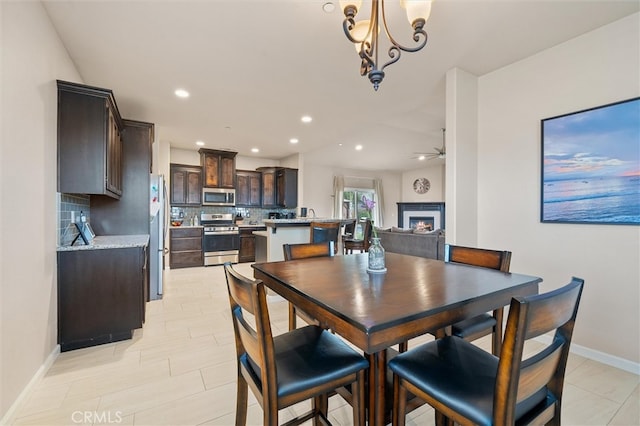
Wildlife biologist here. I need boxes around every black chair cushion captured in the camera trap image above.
[388,336,547,425]
[451,313,496,339]
[244,325,368,399]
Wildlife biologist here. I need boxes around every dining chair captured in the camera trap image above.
[444,244,512,355]
[343,219,356,238]
[389,277,584,426]
[397,244,512,355]
[343,219,372,254]
[224,263,368,426]
[283,241,334,330]
[309,221,341,254]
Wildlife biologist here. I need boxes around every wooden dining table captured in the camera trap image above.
[252,252,542,425]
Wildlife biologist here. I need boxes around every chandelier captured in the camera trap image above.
[339,0,432,90]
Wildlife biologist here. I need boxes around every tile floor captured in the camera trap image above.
[10,264,639,425]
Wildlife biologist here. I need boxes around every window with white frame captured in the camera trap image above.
[342,188,377,220]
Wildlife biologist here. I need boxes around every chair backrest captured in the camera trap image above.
[493,277,584,424]
[283,241,335,261]
[224,263,277,402]
[444,244,512,272]
[343,220,356,236]
[362,219,373,242]
[348,219,372,241]
[309,221,341,247]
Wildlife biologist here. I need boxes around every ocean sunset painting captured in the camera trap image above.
[541,97,640,225]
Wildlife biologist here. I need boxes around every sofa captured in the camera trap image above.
[375,228,445,260]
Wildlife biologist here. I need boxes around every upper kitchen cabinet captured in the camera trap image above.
[91,120,154,236]
[236,170,262,207]
[276,167,298,208]
[170,163,202,206]
[57,80,124,199]
[258,167,277,207]
[199,148,237,189]
[257,167,298,208]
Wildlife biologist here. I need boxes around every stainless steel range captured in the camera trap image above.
[200,213,239,266]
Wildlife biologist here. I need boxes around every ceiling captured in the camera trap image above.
[43,1,639,172]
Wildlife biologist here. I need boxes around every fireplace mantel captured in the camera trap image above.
[397,202,445,229]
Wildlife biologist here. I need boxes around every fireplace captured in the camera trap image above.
[397,202,445,230]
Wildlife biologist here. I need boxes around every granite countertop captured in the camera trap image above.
[263,218,350,226]
[170,225,203,229]
[57,234,149,251]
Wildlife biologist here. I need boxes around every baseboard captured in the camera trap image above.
[0,345,60,425]
[535,335,639,375]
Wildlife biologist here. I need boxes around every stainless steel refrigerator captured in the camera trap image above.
[149,174,167,300]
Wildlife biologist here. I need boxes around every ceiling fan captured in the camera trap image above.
[413,128,446,161]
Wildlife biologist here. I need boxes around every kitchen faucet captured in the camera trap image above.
[308,208,316,218]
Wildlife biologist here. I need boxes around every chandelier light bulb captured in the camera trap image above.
[351,20,373,52]
[400,0,432,28]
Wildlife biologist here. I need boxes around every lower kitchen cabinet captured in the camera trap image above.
[239,226,266,263]
[170,227,204,268]
[57,245,147,352]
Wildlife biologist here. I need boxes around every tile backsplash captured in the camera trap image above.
[171,206,296,224]
[58,193,90,246]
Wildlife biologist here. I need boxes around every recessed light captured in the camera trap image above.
[301,115,312,123]
[251,148,259,153]
[174,89,190,98]
[290,138,299,144]
[355,145,363,151]
[418,155,425,160]
[322,2,335,13]
[196,140,205,146]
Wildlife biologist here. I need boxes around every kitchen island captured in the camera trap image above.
[254,218,350,262]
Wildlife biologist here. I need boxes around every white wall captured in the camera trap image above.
[302,162,401,227]
[0,2,82,418]
[170,147,200,165]
[474,14,640,365]
[236,155,280,170]
[446,68,479,246]
[401,165,445,202]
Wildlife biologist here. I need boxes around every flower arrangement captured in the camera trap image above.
[361,195,378,238]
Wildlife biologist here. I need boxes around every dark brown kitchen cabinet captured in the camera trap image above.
[276,167,298,208]
[236,170,262,207]
[57,80,124,199]
[199,148,237,189]
[170,164,202,206]
[91,120,153,236]
[257,167,298,208]
[259,167,277,207]
[170,227,203,268]
[57,246,147,352]
[239,226,266,263]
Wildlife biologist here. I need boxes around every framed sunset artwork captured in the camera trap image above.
[541,97,640,225]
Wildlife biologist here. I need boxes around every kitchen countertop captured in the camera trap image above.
[263,218,351,226]
[57,234,149,251]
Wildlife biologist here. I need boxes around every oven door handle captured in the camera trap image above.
[204,231,239,236]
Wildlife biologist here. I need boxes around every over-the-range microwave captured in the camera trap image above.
[202,188,235,206]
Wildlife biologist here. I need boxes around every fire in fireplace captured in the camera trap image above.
[409,216,434,231]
